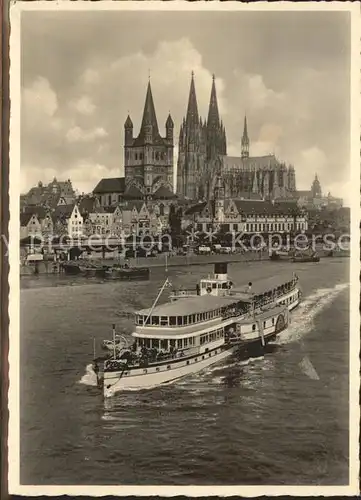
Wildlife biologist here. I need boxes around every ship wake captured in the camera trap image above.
[78,363,98,386]
[274,282,348,345]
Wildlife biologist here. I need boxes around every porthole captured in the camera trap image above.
[156,367,160,372]
[202,355,205,360]
[186,360,190,365]
[167,365,171,370]
[215,350,218,355]
[195,358,198,362]
[209,353,212,357]
[252,324,256,331]
[143,369,147,374]
[124,372,129,376]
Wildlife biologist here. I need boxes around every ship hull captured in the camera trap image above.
[101,321,291,398]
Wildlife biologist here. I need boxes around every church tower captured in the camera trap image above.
[124,80,174,197]
[241,115,250,159]
[214,172,225,223]
[311,173,322,198]
[177,72,207,200]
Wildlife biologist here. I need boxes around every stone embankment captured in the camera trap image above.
[20,247,348,277]
[20,251,268,276]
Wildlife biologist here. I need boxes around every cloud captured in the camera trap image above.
[22,76,58,118]
[66,126,108,143]
[20,12,351,203]
[69,95,96,115]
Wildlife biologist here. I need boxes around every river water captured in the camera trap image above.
[20,258,350,485]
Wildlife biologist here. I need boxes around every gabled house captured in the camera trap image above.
[53,204,83,237]
[20,213,42,240]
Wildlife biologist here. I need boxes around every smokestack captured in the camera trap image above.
[214,262,228,280]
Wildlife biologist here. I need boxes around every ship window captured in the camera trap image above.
[252,324,256,331]
[209,353,212,357]
[124,372,129,376]
[263,321,266,328]
[156,367,160,372]
[212,283,217,289]
[192,314,196,323]
[167,365,171,370]
[272,318,275,325]
[205,348,209,353]
[152,316,159,326]
[143,369,147,374]
[160,339,168,350]
[183,316,188,325]
[183,338,188,347]
[195,358,198,362]
[177,316,183,326]
[186,360,190,365]
[170,339,176,347]
[152,339,159,349]
[160,316,168,326]
[177,339,183,349]
[170,316,176,326]
[144,338,151,348]
[202,355,205,360]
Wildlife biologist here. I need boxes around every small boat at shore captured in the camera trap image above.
[62,261,150,281]
[91,263,301,397]
[292,251,319,263]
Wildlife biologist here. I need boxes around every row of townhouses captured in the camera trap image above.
[20,198,171,240]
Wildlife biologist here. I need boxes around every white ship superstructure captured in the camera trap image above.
[94,263,301,397]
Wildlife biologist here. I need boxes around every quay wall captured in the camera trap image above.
[20,251,269,276]
[20,247,348,277]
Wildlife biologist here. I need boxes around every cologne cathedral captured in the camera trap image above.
[176,73,297,201]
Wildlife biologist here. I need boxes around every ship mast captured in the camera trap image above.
[144,277,171,326]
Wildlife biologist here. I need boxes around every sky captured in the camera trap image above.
[20,9,352,203]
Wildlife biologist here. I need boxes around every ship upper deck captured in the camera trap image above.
[230,273,298,298]
[137,294,241,318]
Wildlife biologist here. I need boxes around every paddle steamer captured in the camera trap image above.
[93,263,301,397]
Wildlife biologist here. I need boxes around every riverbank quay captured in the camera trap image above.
[20,250,269,276]
[19,246,349,277]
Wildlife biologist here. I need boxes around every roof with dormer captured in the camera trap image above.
[53,204,75,220]
[93,177,125,194]
[153,185,176,199]
[20,213,37,226]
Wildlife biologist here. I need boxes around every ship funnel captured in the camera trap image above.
[214,262,228,280]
